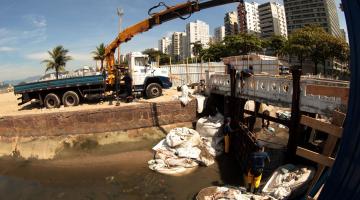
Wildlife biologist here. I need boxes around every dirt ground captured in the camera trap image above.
[0,88,182,117]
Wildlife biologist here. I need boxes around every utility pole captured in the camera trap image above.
[117,8,124,66]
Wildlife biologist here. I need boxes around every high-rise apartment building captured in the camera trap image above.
[224,11,239,36]
[179,32,187,60]
[214,26,226,43]
[284,0,341,37]
[171,32,186,61]
[238,1,261,34]
[258,2,288,38]
[158,37,171,54]
[185,20,210,58]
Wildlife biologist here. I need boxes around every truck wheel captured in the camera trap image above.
[44,93,61,109]
[62,91,80,107]
[146,83,162,98]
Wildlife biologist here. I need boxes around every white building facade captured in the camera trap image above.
[185,20,210,58]
[214,26,226,43]
[258,2,287,38]
[238,1,261,34]
[224,11,239,36]
[158,37,171,54]
[171,32,186,61]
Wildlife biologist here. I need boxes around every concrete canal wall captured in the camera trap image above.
[0,100,196,137]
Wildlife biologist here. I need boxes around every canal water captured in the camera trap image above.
[0,137,242,200]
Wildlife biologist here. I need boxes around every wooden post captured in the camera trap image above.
[186,57,189,84]
[208,58,210,73]
[200,58,203,80]
[249,101,261,132]
[169,57,172,82]
[287,66,302,161]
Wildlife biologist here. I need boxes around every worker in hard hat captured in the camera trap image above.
[245,143,270,194]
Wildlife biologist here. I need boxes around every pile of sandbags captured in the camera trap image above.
[148,127,216,175]
[196,113,224,156]
[148,113,225,176]
[262,164,315,200]
[196,186,275,200]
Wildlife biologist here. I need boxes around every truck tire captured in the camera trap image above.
[44,93,61,109]
[146,83,162,98]
[62,91,80,107]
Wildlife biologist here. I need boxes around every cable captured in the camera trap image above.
[148,1,195,20]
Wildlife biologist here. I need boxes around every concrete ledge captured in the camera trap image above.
[0,100,196,137]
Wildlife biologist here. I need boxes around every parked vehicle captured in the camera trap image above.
[14,52,172,108]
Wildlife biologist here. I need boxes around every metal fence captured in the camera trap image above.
[160,62,226,87]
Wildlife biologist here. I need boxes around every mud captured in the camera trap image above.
[0,123,243,200]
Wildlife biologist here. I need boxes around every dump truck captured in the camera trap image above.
[14,52,172,108]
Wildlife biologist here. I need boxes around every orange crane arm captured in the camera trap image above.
[105,0,241,84]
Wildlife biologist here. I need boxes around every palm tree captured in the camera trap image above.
[92,43,106,71]
[42,45,72,79]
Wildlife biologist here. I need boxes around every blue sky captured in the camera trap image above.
[0,0,347,81]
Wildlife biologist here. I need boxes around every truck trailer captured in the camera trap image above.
[14,52,172,108]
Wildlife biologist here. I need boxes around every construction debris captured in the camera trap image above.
[262,164,315,200]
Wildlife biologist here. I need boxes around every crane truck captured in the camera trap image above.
[14,0,241,109]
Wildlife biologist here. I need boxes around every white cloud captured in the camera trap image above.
[26,52,92,62]
[23,15,47,28]
[0,46,16,52]
[25,52,48,61]
[70,53,92,62]
[0,15,47,48]
[0,63,43,81]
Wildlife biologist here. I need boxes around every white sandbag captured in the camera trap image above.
[176,146,201,159]
[148,159,198,176]
[193,95,206,113]
[149,127,217,175]
[165,127,200,147]
[179,85,191,105]
[262,164,315,200]
[197,186,276,200]
[196,113,224,137]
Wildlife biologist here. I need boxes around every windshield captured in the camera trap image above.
[134,57,148,66]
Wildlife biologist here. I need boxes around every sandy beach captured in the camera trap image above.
[0,88,181,117]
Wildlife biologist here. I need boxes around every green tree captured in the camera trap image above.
[200,43,228,62]
[327,36,350,75]
[92,43,106,71]
[142,49,171,65]
[143,48,161,63]
[284,28,313,68]
[267,35,287,57]
[192,41,203,63]
[223,33,263,55]
[42,45,72,79]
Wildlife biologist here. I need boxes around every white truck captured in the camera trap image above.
[14,52,172,108]
[127,52,172,98]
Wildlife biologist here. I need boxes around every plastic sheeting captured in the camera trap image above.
[319,1,360,199]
